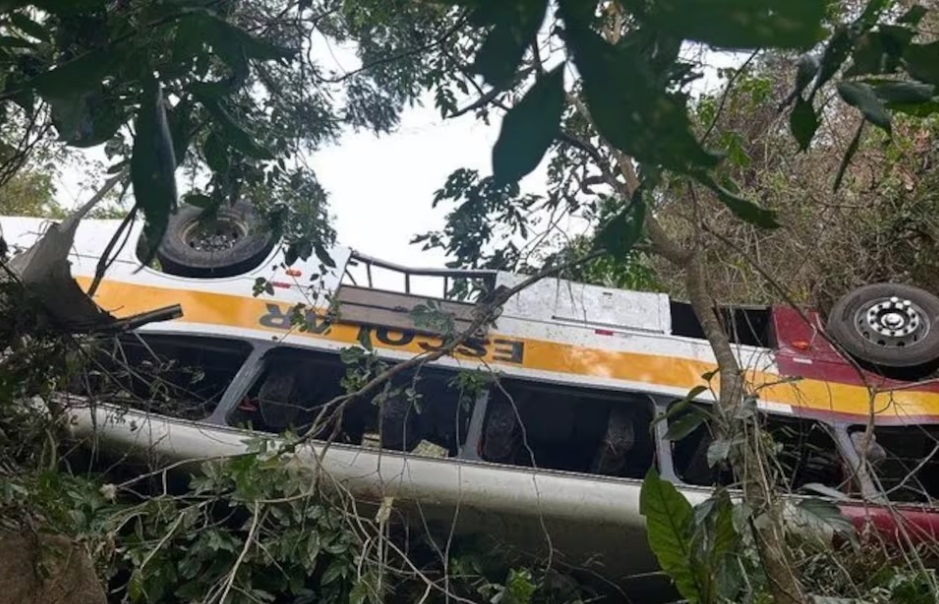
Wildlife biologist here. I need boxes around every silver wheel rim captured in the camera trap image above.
[853,295,930,348]
[181,217,246,253]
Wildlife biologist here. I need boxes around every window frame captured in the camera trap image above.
[469,375,661,481]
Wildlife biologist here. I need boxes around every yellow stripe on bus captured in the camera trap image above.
[76,277,939,423]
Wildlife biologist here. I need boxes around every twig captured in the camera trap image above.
[88,201,137,298]
[215,502,261,604]
[297,248,607,445]
[102,304,183,333]
[700,50,760,144]
[317,11,469,84]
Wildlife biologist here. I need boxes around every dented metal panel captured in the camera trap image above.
[495,272,672,334]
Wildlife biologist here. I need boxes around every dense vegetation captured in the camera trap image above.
[3,0,939,602]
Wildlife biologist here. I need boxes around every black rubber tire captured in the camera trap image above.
[156,201,275,278]
[826,283,939,370]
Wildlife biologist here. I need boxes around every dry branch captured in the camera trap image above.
[1,170,182,337]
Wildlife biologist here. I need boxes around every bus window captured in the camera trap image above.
[228,348,475,457]
[850,426,939,503]
[75,335,252,420]
[479,379,655,479]
[670,403,846,493]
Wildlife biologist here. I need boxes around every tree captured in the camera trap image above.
[408,1,939,602]
[3,1,939,602]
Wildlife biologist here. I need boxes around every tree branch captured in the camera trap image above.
[298,248,606,446]
[317,12,469,84]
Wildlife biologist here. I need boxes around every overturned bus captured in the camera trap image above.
[4,202,939,598]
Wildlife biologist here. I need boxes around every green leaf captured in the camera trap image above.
[594,187,646,256]
[846,26,913,77]
[653,385,708,429]
[845,31,887,77]
[700,175,780,228]
[132,79,178,266]
[903,41,939,85]
[794,497,857,546]
[634,0,826,50]
[204,12,296,63]
[202,132,229,173]
[0,35,34,48]
[707,439,732,467]
[702,493,741,600]
[810,26,854,99]
[321,559,346,585]
[559,8,719,173]
[166,100,192,168]
[504,568,536,604]
[708,493,738,559]
[470,0,548,87]
[10,14,50,41]
[665,408,708,441]
[834,121,864,192]
[128,568,144,602]
[640,468,704,603]
[191,84,273,160]
[184,193,214,209]
[28,49,119,98]
[837,81,891,133]
[790,96,818,151]
[871,81,935,105]
[898,5,928,25]
[794,54,819,96]
[492,65,564,184]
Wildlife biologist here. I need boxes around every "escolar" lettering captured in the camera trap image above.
[258,305,525,364]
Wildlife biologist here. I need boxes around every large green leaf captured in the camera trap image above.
[871,81,935,105]
[703,493,741,601]
[810,26,854,100]
[0,35,35,49]
[469,0,547,87]
[846,26,914,78]
[665,407,709,441]
[44,84,125,147]
[630,0,826,50]
[132,79,178,266]
[191,84,274,160]
[594,186,646,257]
[640,469,705,603]
[492,65,564,184]
[686,492,740,603]
[790,96,818,151]
[700,175,780,228]
[559,4,719,174]
[202,132,230,173]
[9,13,50,42]
[28,49,120,99]
[794,54,819,97]
[205,13,296,62]
[792,497,857,547]
[166,100,193,167]
[837,81,891,133]
[904,41,939,86]
[898,5,928,25]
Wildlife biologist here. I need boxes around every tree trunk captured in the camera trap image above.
[682,244,806,604]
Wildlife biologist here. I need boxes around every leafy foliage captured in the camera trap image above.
[117,447,372,604]
[640,469,744,604]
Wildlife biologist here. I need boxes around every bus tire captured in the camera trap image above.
[156,201,275,278]
[826,283,939,370]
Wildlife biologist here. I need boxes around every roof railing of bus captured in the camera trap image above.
[344,250,498,300]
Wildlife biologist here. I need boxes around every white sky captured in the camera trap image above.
[52,31,741,273]
[53,38,557,272]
